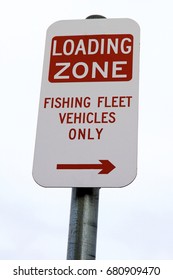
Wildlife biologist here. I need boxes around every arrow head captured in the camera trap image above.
[98,160,116,174]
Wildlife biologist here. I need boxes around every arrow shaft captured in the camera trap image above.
[57,163,101,170]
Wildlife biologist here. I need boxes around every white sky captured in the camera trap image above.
[0,0,173,260]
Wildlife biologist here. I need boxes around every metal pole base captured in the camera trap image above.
[67,188,100,260]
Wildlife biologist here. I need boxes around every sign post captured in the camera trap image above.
[33,15,140,259]
[67,15,103,261]
[67,187,99,260]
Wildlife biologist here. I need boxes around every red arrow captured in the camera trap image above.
[56,160,115,174]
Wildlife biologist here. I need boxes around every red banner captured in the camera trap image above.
[48,34,133,83]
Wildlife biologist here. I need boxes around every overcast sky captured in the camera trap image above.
[0,0,173,260]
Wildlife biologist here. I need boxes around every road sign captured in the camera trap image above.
[33,18,140,188]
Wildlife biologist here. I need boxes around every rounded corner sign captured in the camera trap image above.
[33,18,140,188]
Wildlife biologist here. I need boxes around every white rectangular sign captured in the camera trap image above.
[33,18,140,188]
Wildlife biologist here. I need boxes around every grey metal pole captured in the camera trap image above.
[66,14,105,261]
[67,188,100,260]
